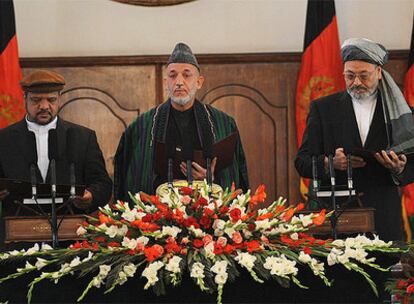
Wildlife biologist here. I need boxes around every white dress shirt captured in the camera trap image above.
[26,116,58,182]
[351,93,377,146]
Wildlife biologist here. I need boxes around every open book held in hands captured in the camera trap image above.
[154,132,237,178]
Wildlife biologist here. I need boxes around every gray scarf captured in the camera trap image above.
[341,38,414,153]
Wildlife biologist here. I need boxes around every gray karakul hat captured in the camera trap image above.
[167,42,200,71]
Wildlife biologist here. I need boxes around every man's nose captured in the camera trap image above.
[38,99,50,109]
[353,76,362,86]
[175,74,184,86]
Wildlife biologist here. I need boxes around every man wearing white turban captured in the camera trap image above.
[295,38,414,241]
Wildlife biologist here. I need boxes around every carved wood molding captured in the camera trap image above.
[112,0,195,6]
[20,50,409,68]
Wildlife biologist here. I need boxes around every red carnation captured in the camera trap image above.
[219,206,229,215]
[214,243,224,255]
[200,216,212,229]
[407,283,414,294]
[180,186,193,195]
[230,208,242,222]
[397,279,408,289]
[246,240,261,253]
[193,239,204,248]
[224,244,235,254]
[303,246,312,255]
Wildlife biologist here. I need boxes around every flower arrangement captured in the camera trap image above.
[385,250,414,303]
[0,182,404,303]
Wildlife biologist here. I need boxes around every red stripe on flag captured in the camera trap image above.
[295,16,345,147]
[0,35,24,128]
[295,15,344,198]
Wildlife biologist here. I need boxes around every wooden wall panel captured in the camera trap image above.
[21,51,409,204]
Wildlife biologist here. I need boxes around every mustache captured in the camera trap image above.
[36,110,51,116]
[349,85,367,91]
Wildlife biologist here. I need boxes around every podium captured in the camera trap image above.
[4,215,85,243]
[1,178,86,244]
[299,208,375,235]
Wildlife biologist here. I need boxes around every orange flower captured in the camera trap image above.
[256,212,273,221]
[312,209,326,226]
[250,184,267,206]
[275,205,285,214]
[99,213,110,224]
[295,202,305,211]
[144,245,164,262]
[246,240,262,253]
[282,208,294,222]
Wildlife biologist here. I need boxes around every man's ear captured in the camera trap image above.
[377,66,382,80]
[197,75,205,89]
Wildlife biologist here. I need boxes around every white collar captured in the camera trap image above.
[26,115,58,132]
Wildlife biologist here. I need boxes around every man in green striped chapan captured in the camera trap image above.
[114,42,249,201]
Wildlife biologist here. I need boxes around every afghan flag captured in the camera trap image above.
[0,0,24,128]
[295,0,345,198]
[401,18,414,242]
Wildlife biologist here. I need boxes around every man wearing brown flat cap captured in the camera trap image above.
[0,70,112,239]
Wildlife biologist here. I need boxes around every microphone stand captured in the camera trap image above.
[206,158,212,194]
[347,154,353,201]
[50,159,59,248]
[186,159,193,188]
[328,155,338,239]
[69,162,76,198]
[30,164,38,200]
[167,158,173,190]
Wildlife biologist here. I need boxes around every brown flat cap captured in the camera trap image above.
[21,70,65,93]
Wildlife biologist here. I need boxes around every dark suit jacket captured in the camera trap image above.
[0,118,112,215]
[295,91,414,241]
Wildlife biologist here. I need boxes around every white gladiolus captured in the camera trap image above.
[121,208,138,222]
[211,260,228,275]
[255,219,271,231]
[69,257,81,268]
[99,265,111,278]
[290,232,299,240]
[35,258,48,270]
[122,237,138,249]
[92,276,103,288]
[204,242,215,259]
[190,262,205,279]
[41,243,53,251]
[214,272,228,285]
[25,243,40,255]
[104,225,119,238]
[136,236,150,247]
[165,256,182,273]
[142,261,164,289]
[117,225,128,237]
[263,255,298,277]
[162,226,182,238]
[189,226,205,238]
[76,225,87,236]
[118,271,128,285]
[235,252,257,270]
[298,251,312,264]
[332,239,345,247]
[83,251,94,263]
[123,263,137,277]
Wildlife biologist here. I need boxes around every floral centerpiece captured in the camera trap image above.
[0,182,405,303]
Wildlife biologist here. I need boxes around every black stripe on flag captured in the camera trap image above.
[0,0,17,54]
[409,17,414,69]
[303,0,336,50]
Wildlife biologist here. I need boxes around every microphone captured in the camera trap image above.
[28,131,38,199]
[48,129,59,248]
[182,139,193,187]
[311,155,319,192]
[347,153,353,190]
[328,154,336,187]
[202,135,213,191]
[48,129,58,195]
[66,128,76,197]
[166,140,176,189]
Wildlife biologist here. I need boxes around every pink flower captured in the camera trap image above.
[203,234,213,245]
[232,231,243,244]
[181,195,192,205]
[217,236,228,247]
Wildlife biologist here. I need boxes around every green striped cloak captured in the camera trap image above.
[114,99,249,201]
